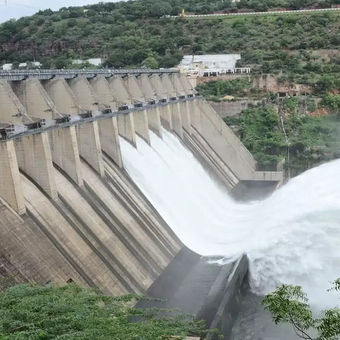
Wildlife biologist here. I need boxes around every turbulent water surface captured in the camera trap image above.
[120,129,340,311]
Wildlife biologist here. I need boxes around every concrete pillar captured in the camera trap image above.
[89,77,117,111]
[137,74,157,102]
[43,78,80,115]
[117,113,136,147]
[160,74,177,98]
[171,103,183,139]
[0,80,30,124]
[77,121,105,177]
[159,105,173,131]
[0,140,26,215]
[11,79,61,120]
[98,117,123,168]
[149,74,168,100]
[180,101,192,134]
[136,75,161,137]
[190,98,203,131]
[133,110,150,145]
[147,107,162,138]
[179,73,195,95]
[123,75,145,104]
[15,132,58,200]
[107,76,131,107]
[67,77,100,112]
[169,73,186,97]
[51,126,83,186]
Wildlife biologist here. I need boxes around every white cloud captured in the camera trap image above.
[0,0,121,23]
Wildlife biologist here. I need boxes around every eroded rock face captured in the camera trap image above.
[308,107,331,116]
[252,75,313,95]
[197,74,313,97]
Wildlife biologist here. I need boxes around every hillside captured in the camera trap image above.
[0,1,339,92]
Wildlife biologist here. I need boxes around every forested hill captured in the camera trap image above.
[0,0,339,178]
[0,0,339,80]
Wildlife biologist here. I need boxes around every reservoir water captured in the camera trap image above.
[120,128,340,321]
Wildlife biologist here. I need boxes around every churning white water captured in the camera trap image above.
[120,129,340,310]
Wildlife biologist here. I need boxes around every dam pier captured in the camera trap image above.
[0,68,283,338]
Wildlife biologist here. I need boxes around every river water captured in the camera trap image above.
[120,128,340,318]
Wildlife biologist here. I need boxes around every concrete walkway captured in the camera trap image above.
[169,7,340,19]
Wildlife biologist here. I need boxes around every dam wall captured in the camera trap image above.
[0,69,282,334]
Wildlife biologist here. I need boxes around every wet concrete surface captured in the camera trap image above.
[230,290,300,340]
[137,248,248,340]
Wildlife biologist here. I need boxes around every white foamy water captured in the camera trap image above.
[120,129,340,310]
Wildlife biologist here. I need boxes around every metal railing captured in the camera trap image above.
[168,7,340,19]
[0,94,200,141]
[0,68,179,81]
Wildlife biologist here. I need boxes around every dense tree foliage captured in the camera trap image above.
[0,283,207,339]
[196,78,250,100]
[237,106,286,169]
[0,1,339,87]
[225,104,340,173]
[321,94,340,111]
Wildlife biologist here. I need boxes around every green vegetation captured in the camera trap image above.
[225,104,340,174]
[321,93,340,111]
[285,112,340,175]
[263,279,340,339]
[236,106,285,170]
[0,2,339,89]
[196,78,250,101]
[283,97,299,112]
[0,283,207,339]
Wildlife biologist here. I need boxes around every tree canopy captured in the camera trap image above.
[225,103,340,174]
[0,0,339,89]
[263,279,340,339]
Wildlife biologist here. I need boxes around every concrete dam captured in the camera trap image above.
[0,69,283,337]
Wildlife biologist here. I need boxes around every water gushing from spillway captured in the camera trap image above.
[120,129,340,311]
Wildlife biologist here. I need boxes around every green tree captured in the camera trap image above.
[284,97,298,112]
[321,93,340,113]
[142,56,160,69]
[54,56,71,69]
[237,106,286,170]
[263,280,340,339]
[314,75,336,93]
[197,79,250,100]
[149,1,172,17]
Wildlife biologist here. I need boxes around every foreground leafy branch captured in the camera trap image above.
[263,279,340,340]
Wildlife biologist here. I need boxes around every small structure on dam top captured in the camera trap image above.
[178,54,251,77]
[0,68,282,338]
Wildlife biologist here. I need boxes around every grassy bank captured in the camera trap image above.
[0,283,207,339]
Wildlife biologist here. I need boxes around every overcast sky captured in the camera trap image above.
[0,0,122,23]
